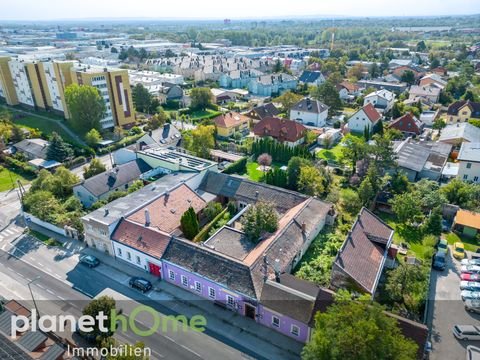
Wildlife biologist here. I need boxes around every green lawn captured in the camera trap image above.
[446,232,479,252]
[317,143,344,163]
[0,166,30,192]
[246,161,265,182]
[189,109,221,121]
[12,115,78,144]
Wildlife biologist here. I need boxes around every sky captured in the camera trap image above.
[0,0,479,20]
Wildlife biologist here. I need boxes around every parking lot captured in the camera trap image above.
[428,249,480,360]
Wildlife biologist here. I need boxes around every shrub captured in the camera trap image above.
[223,157,247,174]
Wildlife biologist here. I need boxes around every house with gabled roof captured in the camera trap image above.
[253,117,307,146]
[389,113,424,137]
[213,111,250,139]
[347,103,382,135]
[447,100,480,124]
[364,89,395,113]
[298,70,325,86]
[331,208,394,297]
[245,103,280,124]
[289,98,329,127]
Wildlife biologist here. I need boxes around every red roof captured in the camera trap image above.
[112,219,171,259]
[362,103,382,124]
[253,117,307,143]
[214,111,250,128]
[389,113,423,135]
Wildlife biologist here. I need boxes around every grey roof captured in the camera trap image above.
[458,142,480,162]
[17,331,47,351]
[140,124,182,148]
[439,123,480,143]
[198,171,242,198]
[395,142,430,172]
[163,237,259,299]
[39,344,65,360]
[409,85,440,97]
[79,159,152,197]
[13,139,49,159]
[204,227,255,261]
[0,333,32,360]
[0,310,15,335]
[252,103,280,119]
[299,71,323,84]
[291,98,329,114]
[82,172,198,226]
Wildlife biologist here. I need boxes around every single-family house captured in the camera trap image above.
[363,89,395,113]
[409,85,441,104]
[392,65,425,80]
[245,103,280,124]
[389,113,424,137]
[73,159,152,208]
[298,71,325,86]
[156,84,183,104]
[431,67,447,76]
[336,81,360,101]
[347,103,382,135]
[253,117,307,147]
[317,128,342,147]
[447,100,480,124]
[331,207,394,297]
[438,123,480,147]
[136,123,182,149]
[248,74,297,97]
[358,80,408,93]
[12,138,49,160]
[289,98,329,127]
[213,112,250,139]
[457,142,480,183]
[419,74,447,90]
[453,209,480,238]
[389,59,413,69]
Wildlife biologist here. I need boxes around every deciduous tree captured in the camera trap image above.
[64,84,106,134]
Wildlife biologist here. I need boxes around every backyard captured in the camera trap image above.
[245,161,285,182]
[316,143,344,163]
[446,232,479,252]
[0,166,31,192]
[188,109,222,121]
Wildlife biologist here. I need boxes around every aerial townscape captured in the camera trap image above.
[1,1,480,360]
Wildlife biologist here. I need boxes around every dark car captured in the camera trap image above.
[129,277,152,293]
[79,254,100,268]
[432,251,446,271]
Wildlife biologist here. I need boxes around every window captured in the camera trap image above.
[136,256,141,265]
[168,270,175,281]
[474,176,479,182]
[464,175,469,180]
[195,281,202,293]
[226,295,235,307]
[126,252,131,260]
[181,275,188,287]
[208,287,216,299]
[272,315,280,328]
[467,163,472,169]
[117,248,122,257]
[291,325,300,336]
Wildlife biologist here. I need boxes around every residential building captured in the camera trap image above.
[408,85,441,104]
[389,113,424,137]
[419,74,447,90]
[298,70,325,86]
[446,100,480,124]
[331,208,394,297]
[419,110,440,127]
[357,80,408,93]
[389,59,413,69]
[453,209,480,238]
[336,81,360,101]
[253,117,307,146]
[289,98,329,127]
[245,103,280,124]
[0,57,17,105]
[248,73,297,97]
[457,142,480,183]
[363,89,395,113]
[12,138,49,160]
[438,123,480,146]
[213,112,250,139]
[136,123,182,150]
[73,159,152,208]
[156,84,183,104]
[219,69,263,89]
[347,103,382,134]
[392,65,425,80]
[318,128,342,147]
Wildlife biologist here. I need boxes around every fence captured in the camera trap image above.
[24,212,66,237]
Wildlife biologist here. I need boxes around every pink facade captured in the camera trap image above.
[257,304,311,343]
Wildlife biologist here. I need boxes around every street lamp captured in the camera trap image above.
[27,276,41,320]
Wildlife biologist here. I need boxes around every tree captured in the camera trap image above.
[82,296,116,343]
[311,81,343,116]
[416,40,427,52]
[22,190,62,223]
[257,153,272,178]
[274,91,302,112]
[240,202,279,242]
[190,88,213,111]
[83,158,106,179]
[358,177,375,206]
[180,207,199,240]
[204,202,223,222]
[400,70,415,85]
[339,135,367,172]
[302,300,418,360]
[47,132,73,162]
[85,128,102,148]
[146,109,168,131]
[273,59,282,73]
[298,166,324,196]
[132,84,153,113]
[110,47,118,54]
[347,63,364,80]
[423,207,442,236]
[64,84,106,134]
[390,192,422,225]
[340,189,362,215]
[10,125,25,143]
[463,90,477,102]
[287,157,311,190]
[127,179,144,194]
[430,58,440,70]
[186,125,215,159]
[369,62,380,78]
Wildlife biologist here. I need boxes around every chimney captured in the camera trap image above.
[301,222,306,234]
[144,208,151,227]
[255,191,259,198]
[274,259,281,282]
[263,254,268,282]
[104,209,109,216]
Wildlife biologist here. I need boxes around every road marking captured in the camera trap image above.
[53,273,62,279]
[15,272,24,279]
[37,262,44,267]
[57,295,65,301]
[0,234,4,240]
[151,350,165,358]
[179,344,202,358]
[6,266,13,272]
[1,244,7,250]
[29,256,35,261]
[25,277,31,282]
[46,289,54,295]
[37,284,45,289]
[164,335,175,342]
[4,229,14,235]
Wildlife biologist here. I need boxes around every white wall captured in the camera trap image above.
[348,109,373,133]
[8,60,34,107]
[458,161,480,183]
[290,110,327,127]
[112,241,161,273]
[43,62,64,112]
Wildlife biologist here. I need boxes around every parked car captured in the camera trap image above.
[462,265,480,274]
[461,290,480,301]
[79,254,100,268]
[467,345,480,360]
[461,281,480,291]
[436,238,448,254]
[432,251,447,271]
[453,325,480,341]
[462,259,480,266]
[465,300,480,314]
[463,273,480,281]
[453,242,466,259]
[129,277,152,293]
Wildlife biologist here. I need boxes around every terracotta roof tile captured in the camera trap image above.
[455,209,480,230]
[362,103,382,124]
[214,112,250,128]
[253,117,307,143]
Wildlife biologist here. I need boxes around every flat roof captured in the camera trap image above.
[140,148,216,171]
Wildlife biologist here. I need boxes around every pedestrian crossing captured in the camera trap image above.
[0,226,21,241]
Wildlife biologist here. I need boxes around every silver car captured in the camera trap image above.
[465,300,480,314]
[461,281,480,291]
[453,325,480,341]
[461,290,480,301]
[462,259,480,266]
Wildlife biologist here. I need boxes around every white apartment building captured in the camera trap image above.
[458,142,480,184]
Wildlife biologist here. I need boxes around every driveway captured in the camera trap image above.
[70,153,114,178]
[427,248,480,360]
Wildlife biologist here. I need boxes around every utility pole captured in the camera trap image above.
[27,276,41,320]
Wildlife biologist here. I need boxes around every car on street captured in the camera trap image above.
[433,251,447,271]
[453,242,466,259]
[461,281,480,291]
[453,325,480,341]
[436,238,448,254]
[129,277,152,293]
[465,300,480,314]
[467,345,480,360]
[461,290,480,301]
[462,259,480,266]
[462,273,480,281]
[79,254,100,268]
[462,265,480,274]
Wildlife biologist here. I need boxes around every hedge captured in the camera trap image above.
[3,156,37,177]
[223,157,247,175]
[97,133,143,155]
[193,208,229,243]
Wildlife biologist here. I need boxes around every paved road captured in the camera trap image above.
[70,153,115,178]
[427,249,480,360]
